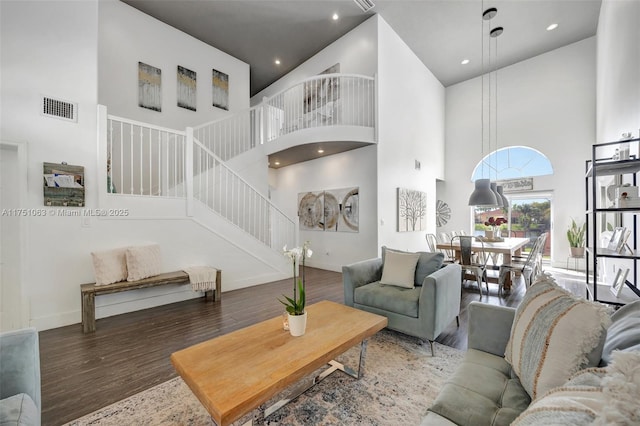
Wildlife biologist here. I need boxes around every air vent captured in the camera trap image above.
[41,96,77,122]
[353,0,375,12]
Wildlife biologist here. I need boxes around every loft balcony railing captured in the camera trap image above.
[193,73,375,161]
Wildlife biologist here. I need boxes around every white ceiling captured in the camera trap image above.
[121,0,602,96]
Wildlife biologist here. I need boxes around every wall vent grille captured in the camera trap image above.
[353,0,375,12]
[41,96,77,122]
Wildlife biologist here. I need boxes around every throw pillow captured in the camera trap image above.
[126,244,162,281]
[594,350,640,425]
[91,247,128,285]
[511,385,605,425]
[504,277,611,400]
[379,250,421,289]
[382,246,444,285]
[512,350,640,426]
[599,300,640,366]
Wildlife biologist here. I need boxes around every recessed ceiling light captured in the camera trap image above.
[461,59,470,65]
[332,13,339,20]
[274,59,281,65]
[274,161,280,166]
[546,23,559,31]
[317,149,324,154]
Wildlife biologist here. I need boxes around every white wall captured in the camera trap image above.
[251,14,378,104]
[441,37,596,266]
[1,0,101,330]
[596,0,640,142]
[595,0,640,284]
[376,17,445,252]
[260,15,380,268]
[99,0,249,130]
[0,0,281,331]
[270,145,378,271]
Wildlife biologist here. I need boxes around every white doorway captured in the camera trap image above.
[0,142,28,331]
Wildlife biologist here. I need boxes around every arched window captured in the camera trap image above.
[471,146,553,181]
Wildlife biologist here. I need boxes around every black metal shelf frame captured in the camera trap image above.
[585,138,640,305]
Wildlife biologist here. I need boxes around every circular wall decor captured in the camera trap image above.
[341,188,359,232]
[323,192,340,230]
[298,192,323,229]
[436,199,451,227]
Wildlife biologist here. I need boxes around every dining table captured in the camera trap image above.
[436,237,531,292]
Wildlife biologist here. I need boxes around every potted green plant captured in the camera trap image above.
[280,241,312,336]
[567,218,586,257]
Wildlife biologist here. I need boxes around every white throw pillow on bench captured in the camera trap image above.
[126,244,162,281]
[91,247,128,286]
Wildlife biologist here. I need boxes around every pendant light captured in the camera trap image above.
[489,22,509,209]
[468,6,499,206]
[489,21,506,208]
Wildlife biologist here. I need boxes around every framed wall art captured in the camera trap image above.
[43,162,85,207]
[177,65,197,111]
[212,68,229,110]
[138,62,162,112]
[297,187,359,233]
[397,188,427,232]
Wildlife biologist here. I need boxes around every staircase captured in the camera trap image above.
[96,73,376,270]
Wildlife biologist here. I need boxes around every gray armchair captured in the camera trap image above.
[0,327,41,426]
[343,249,462,355]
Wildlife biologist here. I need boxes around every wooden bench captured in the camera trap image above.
[81,269,221,333]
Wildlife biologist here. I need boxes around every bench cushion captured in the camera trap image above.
[354,281,420,317]
[0,393,38,426]
[427,349,531,426]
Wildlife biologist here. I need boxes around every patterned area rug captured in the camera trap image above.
[65,330,464,425]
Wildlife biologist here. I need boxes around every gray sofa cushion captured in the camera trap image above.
[428,349,531,426]
[600,299,640,366]
[382,246,444,286]
[354,281,420,317]
[0,393,38,426]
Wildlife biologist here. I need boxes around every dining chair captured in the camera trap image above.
[450,235,490,297]
[425,233,438,252]
[497,233,547,295]
[426,233,455,263]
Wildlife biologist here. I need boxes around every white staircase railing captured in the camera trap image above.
[103,110,296,252]
[193,107,260,162]
[192,139,295,250]
[193,73,375,161]
[107,115,186,197]
[101,73,375,253]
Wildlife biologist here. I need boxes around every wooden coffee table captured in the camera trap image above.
[170,300,387,425]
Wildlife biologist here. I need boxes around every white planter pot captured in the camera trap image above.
[287,312,307,336]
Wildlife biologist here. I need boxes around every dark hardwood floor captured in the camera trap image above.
[39,267,528,426]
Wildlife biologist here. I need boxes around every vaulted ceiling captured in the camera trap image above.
[121,0,602,96]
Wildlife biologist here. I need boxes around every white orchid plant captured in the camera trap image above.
[280,241,312,316]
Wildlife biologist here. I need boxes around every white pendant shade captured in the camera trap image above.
[468,178,498,206]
